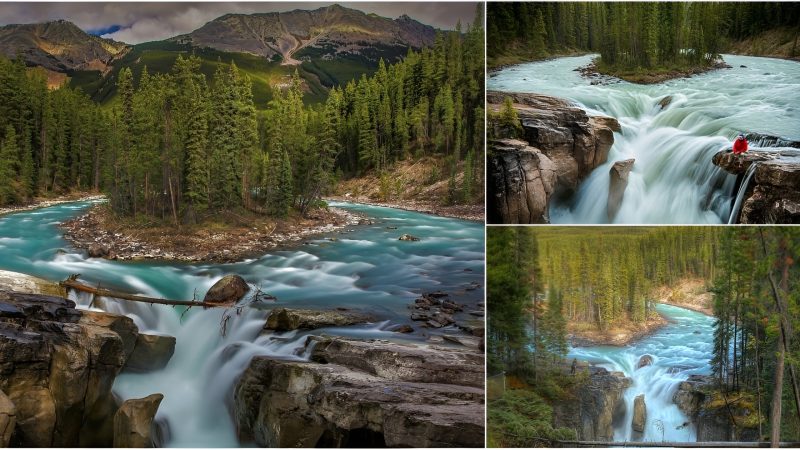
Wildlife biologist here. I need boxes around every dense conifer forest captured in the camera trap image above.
[488,2,800,69]
[487,226,800,446]
[0,7,483,221]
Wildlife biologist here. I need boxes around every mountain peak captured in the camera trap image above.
[0,20,129,72]
[171,6,436,66]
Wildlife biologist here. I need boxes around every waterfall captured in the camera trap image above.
[0,200,485,447]
[727,162,759,224]
[567,304,716,443]
[490,54,800,224]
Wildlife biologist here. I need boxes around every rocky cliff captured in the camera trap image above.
[0,281,170,447]
[234,335,484,447]
[713,145,800,224]
[487,91,619,223]
[0,20,128,73]
[170,4,436,65]
[552,366,631,441]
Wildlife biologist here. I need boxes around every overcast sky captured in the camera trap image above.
[0,2,480,44]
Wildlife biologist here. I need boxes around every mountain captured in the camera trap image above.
[0,19,129,73]
[169,4,436,65]
[0,5,440,105]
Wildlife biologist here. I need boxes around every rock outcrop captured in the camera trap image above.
[608,159,635,221]
[713,147,800,224]
[0,291,129,446]
[0,289,166,447]
[672,375,759,442]
[487,91,619,223]
[632,394,646,433]
[113,394,164,448]
[552,366,632,441]
[263,308,372,332]
[203,274,250,305]
[234,336,484,448]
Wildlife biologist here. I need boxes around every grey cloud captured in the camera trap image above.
[0,2,480,44]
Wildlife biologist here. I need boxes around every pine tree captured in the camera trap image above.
[0,125,18,205]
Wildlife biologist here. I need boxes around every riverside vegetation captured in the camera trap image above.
[488,2,800,80]
[0,5,484,225]
[487,227,800,446]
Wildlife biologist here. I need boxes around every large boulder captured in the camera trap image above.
[636,354,654,369]
[608,159,635,221]
[632,394,647,432]
[0,290,136,447]
[125,333,176,372]
[234,337,484,448]
[488,139,557,223]
[552,366,632,441]
[0,390,16,447]
[203,275,250,305]
[264,308,372,332]
[487,91,619,223]
[88,243,110,258]
[113,393,164,448]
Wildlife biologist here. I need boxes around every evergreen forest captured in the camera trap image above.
[487,226,800,446]
[0,7,484,221]
[487,2,800,69]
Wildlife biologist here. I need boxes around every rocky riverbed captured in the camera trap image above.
[486,91,620,223]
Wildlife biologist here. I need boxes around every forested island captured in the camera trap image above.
[0,4,484,257]
[488,226,800,447]
[488,2,800,81]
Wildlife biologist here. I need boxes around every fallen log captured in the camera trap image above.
[59,275,275,308]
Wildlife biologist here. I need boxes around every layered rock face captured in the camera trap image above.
[0,288,169,447]
[234,336,484,448]
[713,146,800,224]
[487,91,619,223]
[552,366,632,441]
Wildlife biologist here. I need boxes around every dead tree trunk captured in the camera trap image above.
[61,277,232,308]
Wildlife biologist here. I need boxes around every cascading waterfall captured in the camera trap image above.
[490,54,800,224]
[568,304,716,443]
[0,200,484,447]
[728,162,759,224]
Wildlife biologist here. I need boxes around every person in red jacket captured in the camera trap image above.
[733,134,749,155]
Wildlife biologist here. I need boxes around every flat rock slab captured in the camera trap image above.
[234,348,484,448]
[263,308,373,331]
[309,336,484,388]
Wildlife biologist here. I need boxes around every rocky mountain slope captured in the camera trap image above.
[0,20,128,73]
[170,4,436,65]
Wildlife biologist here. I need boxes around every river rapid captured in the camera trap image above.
[568,303,715,443]
[0,200,484,447]
[490,54,800,224]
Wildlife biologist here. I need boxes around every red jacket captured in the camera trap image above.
[733,138,748,154]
